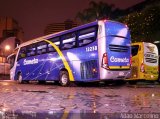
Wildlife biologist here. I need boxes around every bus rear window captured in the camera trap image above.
[105,22,130,38]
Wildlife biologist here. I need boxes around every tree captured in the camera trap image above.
[76,1,115,23]
[118,3,160,43]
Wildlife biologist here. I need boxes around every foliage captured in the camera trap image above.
[118,3,160,43]
[76,1,115,23]
[76,1,160,43]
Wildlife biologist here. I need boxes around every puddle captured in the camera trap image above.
[126,82,159,88]
[127,85,156,88]
[0,109,124,119]
[130,92,160,109]
[105,94,121,98]
[47,87,58,89]
[21,90,48,93]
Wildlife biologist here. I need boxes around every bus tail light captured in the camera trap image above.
[140,63,145,73]
[101,53,109,69]
[130,56,132,66]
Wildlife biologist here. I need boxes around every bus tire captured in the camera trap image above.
[59,71,70,86]
[17,73,23,84]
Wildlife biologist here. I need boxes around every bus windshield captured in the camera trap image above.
[8,54,16,69]
[144,43,159,66]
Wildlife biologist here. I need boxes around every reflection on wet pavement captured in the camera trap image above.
[0,81,159,118]
[0,110,124,119]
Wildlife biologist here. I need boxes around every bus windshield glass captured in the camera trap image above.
[144,43,159,66]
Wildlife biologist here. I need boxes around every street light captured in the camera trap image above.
[5,45,10,51]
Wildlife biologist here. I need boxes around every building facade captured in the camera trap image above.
[0,17,23,54]
[0,17,24,40]
[44,20,78,35]
[0,17,23,74]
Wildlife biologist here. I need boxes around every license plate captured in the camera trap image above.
[119,72,124,76]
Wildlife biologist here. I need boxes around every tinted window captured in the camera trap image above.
[78,26,97,46]
[48,37,60,52]
[61,32,76,50]
[18,47,27,60]
[131,45,139,56]
[37,42,47,55]
[27,44,36,57]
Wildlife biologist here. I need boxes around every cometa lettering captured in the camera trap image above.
[110,56,129,63]
[24,58,39,65]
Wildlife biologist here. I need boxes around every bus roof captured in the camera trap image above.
[17,20,125,48]
[132,42,156,46]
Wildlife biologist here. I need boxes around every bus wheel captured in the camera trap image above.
[59,71,70,86]
[17,73,23,84]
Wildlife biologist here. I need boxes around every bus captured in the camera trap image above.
[128,42,159,83]
[154,41,160,81]
[8,20,131,86]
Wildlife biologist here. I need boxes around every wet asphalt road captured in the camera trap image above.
[0,80,160,119]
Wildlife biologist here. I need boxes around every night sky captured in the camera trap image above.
[0,0,144,41]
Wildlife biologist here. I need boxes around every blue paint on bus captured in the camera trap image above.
[8,20,131,84]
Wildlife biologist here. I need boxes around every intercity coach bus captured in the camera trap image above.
[128,42,159,83]
[8,20,131,86]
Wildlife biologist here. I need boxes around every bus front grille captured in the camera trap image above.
[109,44,129,52]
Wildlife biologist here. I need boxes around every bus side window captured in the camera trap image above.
[37,42,47,55]
[27,44,36,57]
[78,26,97,46]
[48,37,60,52]
[61,32,76,50]
[48,44,54,52]
[18,47,26,60]
[131,45,139,56]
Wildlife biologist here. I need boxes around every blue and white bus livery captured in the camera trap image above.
[8,20,131,86]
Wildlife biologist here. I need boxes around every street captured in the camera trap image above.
[0,80,160,119]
